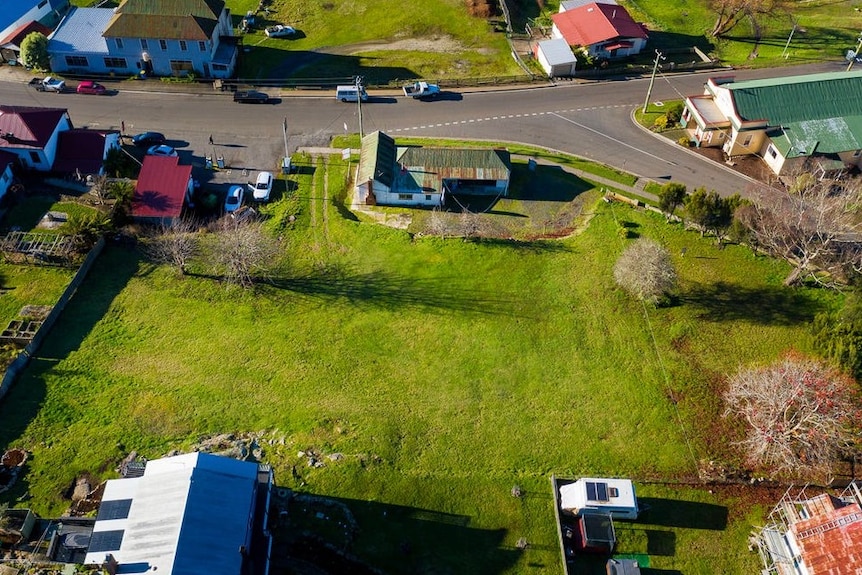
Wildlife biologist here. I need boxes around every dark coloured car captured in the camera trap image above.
[233,90,270,104]
[131,131,166,147]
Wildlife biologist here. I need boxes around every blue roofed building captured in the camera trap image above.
[84,452,273,575]
[681,70,862,177]
[48,0,237,78]
[0,0,69,46]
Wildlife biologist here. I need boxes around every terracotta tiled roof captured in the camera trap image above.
[552,2,647,47]
[790,494,862,574]
[0,106,67,150]
[132,155,191,220]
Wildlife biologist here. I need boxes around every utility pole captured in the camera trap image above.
[642,50,665,114]
[781,21,797,59]
[355,75,364,138]
[848,33,862,72]
[281,117,290,174]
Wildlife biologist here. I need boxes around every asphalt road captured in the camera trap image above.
[0,60,843,195]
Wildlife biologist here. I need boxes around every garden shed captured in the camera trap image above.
[534,38,577,78]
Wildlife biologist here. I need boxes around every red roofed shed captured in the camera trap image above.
[132,155,193,224]
[552,3,647,59]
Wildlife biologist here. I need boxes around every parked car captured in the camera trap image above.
[233,90,270,104]
[403,81,440,100]
[250,171,273,202]
[146,145,178,157]
[265,24,296,38]
[225,185,244,213]
[131,132,166,147]
[31,76,65,93]
[76,81,107,95]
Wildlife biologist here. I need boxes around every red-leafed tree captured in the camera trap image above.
[723,353,861,478]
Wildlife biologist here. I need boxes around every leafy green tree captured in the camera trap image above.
[20,32,49,71]
[685,188,742,243]
[813,290,862,380]
[664,102,685,125]
[657,182,687,220]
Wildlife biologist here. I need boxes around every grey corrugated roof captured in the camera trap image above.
[47,7,112,54]
[537,38,577,66]
[84,453,260,575]
[560,0,616,10]
[116,0,223,18]
[397,146,511,181]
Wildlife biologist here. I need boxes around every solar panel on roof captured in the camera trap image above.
[96,499,132,521]
[596,482,609,501]
[586,481,598,501]
[88,530,124,553]
[586,481,610,502]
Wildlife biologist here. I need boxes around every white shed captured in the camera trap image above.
[534,38,577,78]
[559,477,638,520]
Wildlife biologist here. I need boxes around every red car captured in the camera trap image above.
[76,81,107,95]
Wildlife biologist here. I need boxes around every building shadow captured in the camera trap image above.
[637,498,728,530]
[509,164,592,202]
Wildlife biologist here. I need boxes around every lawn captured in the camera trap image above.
[0,144,837,573]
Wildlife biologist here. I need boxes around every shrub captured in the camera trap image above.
[613,237,677,305]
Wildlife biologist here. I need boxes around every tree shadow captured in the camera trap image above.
[637,498,728,530]
[271,491,522,575]
[262,267,527,317]
[680,281,824,326]
[509,164,592,202]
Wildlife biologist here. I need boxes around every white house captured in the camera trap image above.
[534,38,577,78]
[0,105,72,171]
[356,131,511,208]
[84,452,273,575]
[0,0,69,45]
[48,0,237,78]
[681,71,862,176]
[551,2,647,60]
[559,478,639,520]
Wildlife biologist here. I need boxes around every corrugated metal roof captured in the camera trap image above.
[727,71,862,125]
[47,7,112,54]
[789,494,862,574]
[552,3,646,47]
[0,106,67,150]
[116,0,223,18]
[767,115,862,158]
[397,146,511,182]
[104,13,215,40]
[560,0,616,11]
[53,128,114,174]
[132,155,191,220]
[84,453,259,575]
[357,131,396,188]
[536,38,577,67]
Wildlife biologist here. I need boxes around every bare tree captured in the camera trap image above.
[736,175,862,287]
[613,238,677,305]
[425,207,453,238]
[211,217,280,288]
[723,353,861,478]
[90,175,110,204]
[141,217,199,275]
[459,209,484,241]
[709,0,786,38]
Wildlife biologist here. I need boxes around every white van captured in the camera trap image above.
[336,85,368,102]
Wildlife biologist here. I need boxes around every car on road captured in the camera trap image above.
[233,90,270,104]
[250,171,273,202]
[265,24,296,38]
[76,81,107,95]
[225,185,244,213]
[31,76,65,93]
[146,144,178,157]
[131,132,166,147]
[403,81,440,100]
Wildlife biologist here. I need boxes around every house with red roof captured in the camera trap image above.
[53,129,121,176]
[0,0,69,53]
[0,105,72,171]
[132,155,193,224]
[0,20,52,63]
[755,484,862,575]
[0,150,17,202]
[551,2,647,60]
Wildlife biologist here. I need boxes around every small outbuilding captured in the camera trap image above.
[131,155,193,225]
[559,477,639,520]
[534,38,577,78]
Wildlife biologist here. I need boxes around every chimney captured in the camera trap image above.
[102,554,119,575]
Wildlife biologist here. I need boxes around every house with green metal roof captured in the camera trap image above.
[681,71,862,177]
[356,131,511,207]
[48,0,236,79]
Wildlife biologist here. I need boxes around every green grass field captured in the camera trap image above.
[0,146,838,573]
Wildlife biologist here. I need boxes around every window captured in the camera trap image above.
[212,63,227,71]
[38,0,47,7]
[104,57,128,68]
[140,39,148,50]
[29,152,40,163]
[159,39,167,51]
[115,38,123,49]
[742,134,752,148]
[854,149,862,158]
[425,195,432,201]
[198,41,207,52]
[179,40,187,51]
[65,55,88,67]
[767,144,778,159]
[398,194,413,201]
[169,60,194,76]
